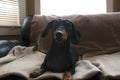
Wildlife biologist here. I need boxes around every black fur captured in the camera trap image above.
[41,19,80,74]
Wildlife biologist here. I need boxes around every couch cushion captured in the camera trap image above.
[30,13,120,55]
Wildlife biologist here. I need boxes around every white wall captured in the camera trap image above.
[107,0,113,12]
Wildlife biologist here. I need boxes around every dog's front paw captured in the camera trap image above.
[63,71,73,80]
[30,69,46,78]
[30,71,40,78]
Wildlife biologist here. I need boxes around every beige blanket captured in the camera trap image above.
[0,46,100,80]
[84,52,120,79]
[0,46,120,80]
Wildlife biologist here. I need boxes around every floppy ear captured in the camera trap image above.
[71,23,81,44]
[41,21,53,38]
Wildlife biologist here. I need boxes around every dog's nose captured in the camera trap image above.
[56,31,63,41]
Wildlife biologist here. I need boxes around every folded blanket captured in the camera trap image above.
[84,52,120,79]
[0,46,101,80]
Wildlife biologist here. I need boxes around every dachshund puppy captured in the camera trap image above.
[30,19,80,80]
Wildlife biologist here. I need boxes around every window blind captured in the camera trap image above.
[0,0,19,26]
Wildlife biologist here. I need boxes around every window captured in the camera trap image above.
[41,0,106,16]
[0,0,19,26]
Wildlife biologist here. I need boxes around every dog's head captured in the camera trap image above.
[41,19,80,44]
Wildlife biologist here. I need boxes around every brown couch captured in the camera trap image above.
[0,13,120,80]
[29,12,120,80]
[30,12,120,56]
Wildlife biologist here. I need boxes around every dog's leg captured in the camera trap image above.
[63,71,73,80]
[30,68,46,78]
[63,63,76,80]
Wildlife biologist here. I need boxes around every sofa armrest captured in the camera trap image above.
[21,15,33,43]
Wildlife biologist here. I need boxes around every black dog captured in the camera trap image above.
[30,19,80,80]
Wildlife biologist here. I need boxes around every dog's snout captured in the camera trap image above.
[56,31,63,37]
[56,31,63,40]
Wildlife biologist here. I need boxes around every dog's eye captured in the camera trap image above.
[65,21,72,27]
[65,23,72,30]
[53,22,59,28]
[53,22,59,27]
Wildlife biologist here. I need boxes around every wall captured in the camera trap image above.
[113,0,120,12]
[26,0,34,15]
[107,0,113,12]
[26,0,40,15]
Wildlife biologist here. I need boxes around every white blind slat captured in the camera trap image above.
[0,0,19,26]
